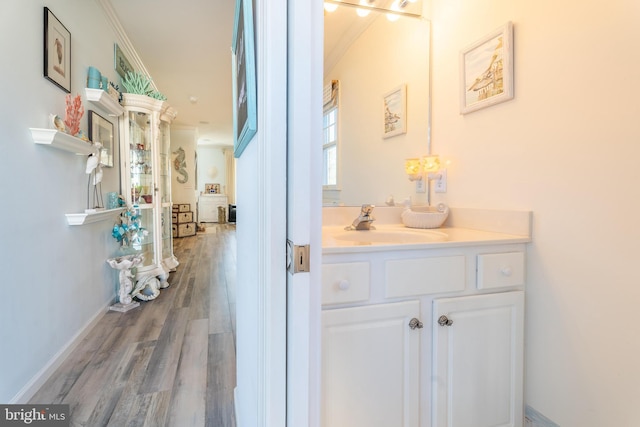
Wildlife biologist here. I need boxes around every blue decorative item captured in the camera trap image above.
[106,192,119,209]
[112,205,148,251]
[87,66,101,89]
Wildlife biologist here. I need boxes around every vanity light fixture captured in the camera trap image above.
[387,0,409,21]
[356,0,373,17]
[324,1,339,12]
[324,0,421,19]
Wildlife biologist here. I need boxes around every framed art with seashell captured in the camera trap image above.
[43,7,71,93]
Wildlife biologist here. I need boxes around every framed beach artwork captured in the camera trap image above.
[43,7,71,93]
[382,84,407,139]
[205,183,221,194]
[232,0,257,158]
[460,22,513,114]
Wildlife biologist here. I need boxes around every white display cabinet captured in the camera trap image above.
[120,93,179,287]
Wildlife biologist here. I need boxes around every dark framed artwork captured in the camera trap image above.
[88,111,115,168]
[232,0,257,158]
[43,7,71,93]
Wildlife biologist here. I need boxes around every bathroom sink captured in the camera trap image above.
[330,229,448,245]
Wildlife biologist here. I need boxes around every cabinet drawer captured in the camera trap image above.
[177,211,193,223]
[177,222,196,237]
[477,251,525,289]
[322,262,370,305]
[385,255,466,298]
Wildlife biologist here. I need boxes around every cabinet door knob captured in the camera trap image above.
[438,315,453,327]
[500,266,513,276]
[409,318,423,330]
[337,279,350,291]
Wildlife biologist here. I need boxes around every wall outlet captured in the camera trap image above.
[434,169,447,193]
[415,179,426,193]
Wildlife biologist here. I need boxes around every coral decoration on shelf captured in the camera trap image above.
[64,94,84,137]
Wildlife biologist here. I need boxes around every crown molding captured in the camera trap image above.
[95,0,159,91]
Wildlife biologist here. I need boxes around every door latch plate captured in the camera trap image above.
[287,240,310,274]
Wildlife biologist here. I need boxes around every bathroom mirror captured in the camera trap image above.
[323,5,431,207]
[325,0,424,18]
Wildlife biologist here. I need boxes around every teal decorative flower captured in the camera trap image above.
[112,205,149,249]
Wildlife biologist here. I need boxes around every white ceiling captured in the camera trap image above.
[109,0,236,146]
[105,1,416,147]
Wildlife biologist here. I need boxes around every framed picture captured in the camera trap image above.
[232,0,257,158]
[383,84,407,139]
[114,43,133,79]
[460,22,513,114]
[43,7,71,93]
[205,183,221,194]
[88,111,115,168]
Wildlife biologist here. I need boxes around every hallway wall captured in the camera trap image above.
[170,127,197,210]
[430,0,640,424]
[196,146,227,195]
[0,0,125,402]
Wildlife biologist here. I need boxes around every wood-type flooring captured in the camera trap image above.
[30,224,237,427]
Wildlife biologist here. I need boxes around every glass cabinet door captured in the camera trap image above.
[159,121,173,263]
[121,94,178,286]
[127,110,155,268]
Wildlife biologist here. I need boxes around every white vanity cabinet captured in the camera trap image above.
[198,194,228,222]
[322,300,421,427]
[321,238,528,427]
[432,290,524,427]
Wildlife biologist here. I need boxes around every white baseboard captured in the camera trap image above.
[9,300,112,403]
[234,386,240,427]
[525,405,560,427]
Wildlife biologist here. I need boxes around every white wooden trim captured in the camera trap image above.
[255,0,288,425]
[286,0,324,426]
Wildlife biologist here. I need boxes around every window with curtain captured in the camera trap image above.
[323,80,339,188]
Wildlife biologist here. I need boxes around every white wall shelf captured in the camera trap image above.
[30,128,94,155]
[65,208,124,226]
[84,88,124,116]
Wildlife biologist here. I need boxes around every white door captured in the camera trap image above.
[286,1,323,426]
[322,301,421,427]
[234,1,322,425]
[233,0,289,426]
[432,291,525,427]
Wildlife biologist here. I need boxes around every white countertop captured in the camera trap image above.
[322,223,531,254]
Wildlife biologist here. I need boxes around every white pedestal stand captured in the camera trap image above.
[106,253,144,312]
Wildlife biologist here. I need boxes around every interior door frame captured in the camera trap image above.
[286,0,323,426]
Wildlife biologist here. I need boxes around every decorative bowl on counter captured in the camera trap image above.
[401,203,449,229]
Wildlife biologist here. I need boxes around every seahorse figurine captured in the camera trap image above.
[172,147,188,183]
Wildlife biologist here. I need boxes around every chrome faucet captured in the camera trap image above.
[348,204,375,230]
